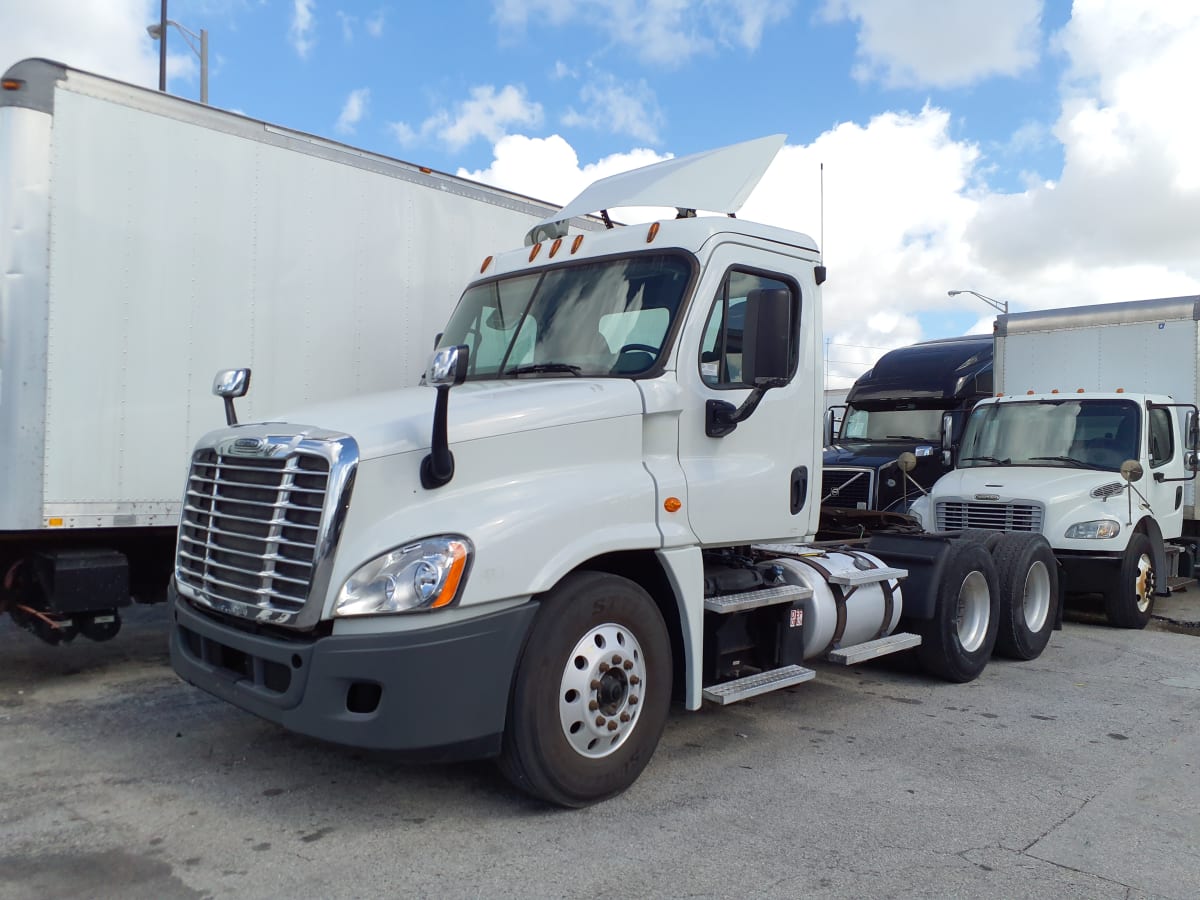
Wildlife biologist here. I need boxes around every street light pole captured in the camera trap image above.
[158,0,168,92]
[948,289,1009,315]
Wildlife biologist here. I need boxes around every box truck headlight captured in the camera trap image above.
[335,536,471,616]
[1065,519,1121,539]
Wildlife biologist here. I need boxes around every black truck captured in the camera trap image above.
[821,335,993,533]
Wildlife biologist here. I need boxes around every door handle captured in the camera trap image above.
[791,466,808,514]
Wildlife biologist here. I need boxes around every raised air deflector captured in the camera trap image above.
[525,134,787,246]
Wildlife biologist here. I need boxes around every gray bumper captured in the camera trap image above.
[168,584,538,760]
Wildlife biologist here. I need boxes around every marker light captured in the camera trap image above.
[549,237,563,258]
[529,242,542,262]
[480,255,493,273]
[664,497,682,512]
[2,79,24,91]
[571,235,584,254]
[647,222,660,243]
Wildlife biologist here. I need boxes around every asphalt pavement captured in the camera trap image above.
[2,600,1198,899]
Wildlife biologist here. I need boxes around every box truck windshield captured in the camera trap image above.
[959,398,1140,471]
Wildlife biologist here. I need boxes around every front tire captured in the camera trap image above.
[1103,533,1155,629]
[992,533,1059,660]
[498,571,672,807]
[915,541,1000,682]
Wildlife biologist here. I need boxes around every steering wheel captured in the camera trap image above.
[618,343,659,355]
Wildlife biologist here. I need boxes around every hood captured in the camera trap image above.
[262,378,645,461]
[824,440,939,470]
[932,465,1125,503]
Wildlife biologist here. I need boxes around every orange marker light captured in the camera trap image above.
[419,166,433,174]
[1077,388,1085,393]
[480,255,493,273]
[1027,390,1034,395]
[647,222,660,243]
[529,243,542,262]
[47,517,63,527]
[549,237,562,258]
[664,497,682,513]
[430,541,469,609]
[1051,389,1059,394]
[571,235,584,254]
[1,79,24,91]
[1116,387,1125,393]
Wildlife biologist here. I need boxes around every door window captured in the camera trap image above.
[699,270,797,388]
[1149,406,1174,468]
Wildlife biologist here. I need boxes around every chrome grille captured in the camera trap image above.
[936,501,1044,533]
[177,448,330,616]
[822,468,874,509]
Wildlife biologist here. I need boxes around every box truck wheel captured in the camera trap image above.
[1103,533,1155,629]
[992,533,1058,660]
[915,542,999,682]
[498,571,672,807]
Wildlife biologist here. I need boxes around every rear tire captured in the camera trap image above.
[498,571,672,807]
[992,533,1058,660]
[1103,533,1155,629]
[915,541,999,682]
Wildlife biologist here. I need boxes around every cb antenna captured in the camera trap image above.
[820,162,825,254]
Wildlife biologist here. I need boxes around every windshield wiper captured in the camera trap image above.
[886,435,934,441]
[507,363,582,377]
[1028,455,1109,470]
[960,455,1010,465]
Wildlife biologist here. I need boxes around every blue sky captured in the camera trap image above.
[3,1,1199,388]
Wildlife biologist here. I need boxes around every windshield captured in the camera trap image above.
[958,399,1140,471]
[840,406,943,441]
[438,253,692,379]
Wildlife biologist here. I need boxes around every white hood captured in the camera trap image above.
[933,465,1125,504]
[263,378,645,461]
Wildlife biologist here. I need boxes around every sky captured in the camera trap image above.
[3,1,1199,389]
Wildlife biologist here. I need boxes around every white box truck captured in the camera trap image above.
[920,297,1200,628]
[0,58,596,645]
[166,137,1067,806]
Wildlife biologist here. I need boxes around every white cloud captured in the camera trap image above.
[820,0,1042,88]
[336,10,356,42]
[389,84,543,151]
[335,87,369,134]
[290,0,316,59]
[0,0,163,87]
[562,75,663,143]
[493,0,793,66]
[366,9,386,37]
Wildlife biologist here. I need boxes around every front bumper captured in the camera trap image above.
[168,583,538,761]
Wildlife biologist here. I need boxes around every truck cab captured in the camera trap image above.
[923,391,1199,627]
[821,335,992,529]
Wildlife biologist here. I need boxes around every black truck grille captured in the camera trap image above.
[822,468,875,509]
[177,449,330,615]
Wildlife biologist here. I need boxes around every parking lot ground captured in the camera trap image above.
[2,603,1198,900]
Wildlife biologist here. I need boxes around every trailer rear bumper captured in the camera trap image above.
[168,584,537,761]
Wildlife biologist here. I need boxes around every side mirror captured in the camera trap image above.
[822,408,836,447]
[428,344,469,386]
[897,451,917,473]
[212,368,251,425]
[741,288,792,384]
[422,345,469,489]
[1120,459,1144,483]
[941,412,954,466]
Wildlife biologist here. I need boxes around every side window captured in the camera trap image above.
[699,270,797,388]
[1149,407,1174,468]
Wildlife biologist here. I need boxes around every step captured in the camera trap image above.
[1167,576,1195,592]
[704,584,812,614]
[827,632,922,665]
[702,664,815,705]
[826,565,908,587]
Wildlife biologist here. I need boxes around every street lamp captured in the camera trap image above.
[147,15,209,104]
[948,289,1009,315]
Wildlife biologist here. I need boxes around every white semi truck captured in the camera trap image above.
[919,297,1200,628]
[167,137,1062,806]
[0,59,594,645]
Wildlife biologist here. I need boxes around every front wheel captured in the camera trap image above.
[915,541,1000,682]
[1103,533,1155,629]
[498,571,672,807]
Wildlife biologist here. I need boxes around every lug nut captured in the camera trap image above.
[611,655,622,665]
[623,660,633,670]
[607,720,618,732]
[599,662,610,673]
[596,716,606,727]
[590,680,601,690]
[628,695,638,705]
[588,700,599,711]
[630,675,641,686]
[620,713,630,722]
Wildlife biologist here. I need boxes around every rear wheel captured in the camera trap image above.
[915,541,999,682]
[498,571,672,807]
[992,533,1058,660]
[1103,533,1155,629]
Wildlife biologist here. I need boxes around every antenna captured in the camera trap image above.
[819,162,825,253]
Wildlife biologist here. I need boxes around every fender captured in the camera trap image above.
[1135,516,1171,596]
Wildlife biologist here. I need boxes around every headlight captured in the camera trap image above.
[1065,519,1121,539]
[907,495,932,531]
[335,536,472,616]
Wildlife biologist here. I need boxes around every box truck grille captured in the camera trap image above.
[822,468,875,509]
[177,449,330,616]
[936,501,1044,533]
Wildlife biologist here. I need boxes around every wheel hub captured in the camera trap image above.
[955,570,990,653]
[559,623,647,759]
[1135,554,1153,613]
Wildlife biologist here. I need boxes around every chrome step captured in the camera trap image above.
[1167,576,1195,592]
[702,664,815,705]
[704,584,811,614]
[827,632,922,665]
[826,566,908,587]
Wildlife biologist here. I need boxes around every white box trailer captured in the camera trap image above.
[0,58,595,644]
[925,296,1200,629]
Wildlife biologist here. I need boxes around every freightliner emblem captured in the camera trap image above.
[974,493,1000,501]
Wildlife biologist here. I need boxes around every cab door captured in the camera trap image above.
[675,244,818,546]
[1146,403,1186,539]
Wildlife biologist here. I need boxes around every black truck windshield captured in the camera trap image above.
[840,406,943,441]
[438,253,692,379]
[959,398,1140,471]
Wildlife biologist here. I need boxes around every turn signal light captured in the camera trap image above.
[664,497,682,513]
